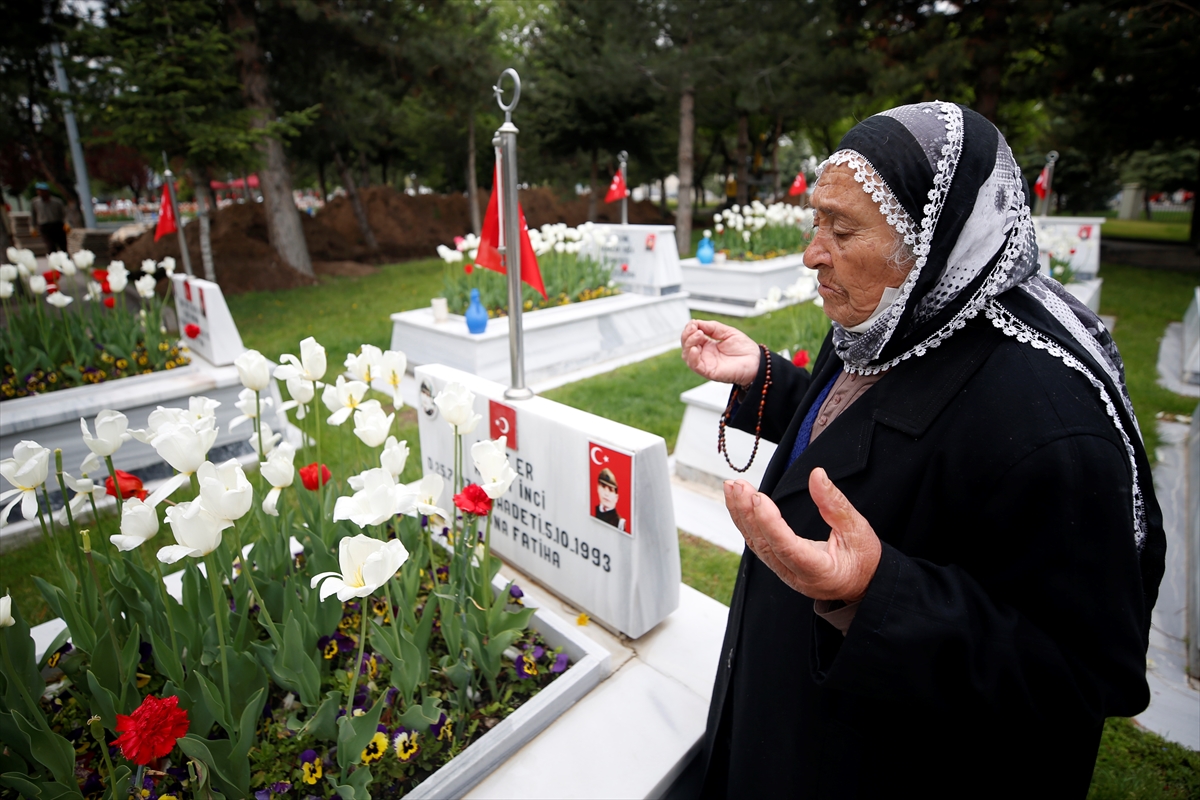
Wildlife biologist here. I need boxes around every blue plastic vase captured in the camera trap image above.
[465,288,488,334]
[697,237,715,264]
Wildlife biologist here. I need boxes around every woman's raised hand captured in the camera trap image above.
[680,319,761,388]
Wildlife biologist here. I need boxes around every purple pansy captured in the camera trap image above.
[551,652,569,673]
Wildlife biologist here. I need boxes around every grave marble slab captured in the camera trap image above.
[416,364,680,638]
[581,223,682,295]
[1183,287,1199,386]
[1033,216,1105,279]
[674,380,777,492]
[392,292,691,386]
[680,254,815,314]
[1064,276,1103,314]
[172,274,245,366]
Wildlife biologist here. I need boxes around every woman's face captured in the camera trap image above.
[804,164,911,327]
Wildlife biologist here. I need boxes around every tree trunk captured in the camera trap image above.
[660,176,668,215]
[1191,158,1199,252]
[676,83,695,257]
[189,168,217,282]
[771,114,784,201]
[467,110,481,235]
[317,159,328,204]
[735,111,750,206]
[335,151,378,253]
[587,148,599,222]
[358,150,372,189]
[225,0,313,277]
[380,152,388,187]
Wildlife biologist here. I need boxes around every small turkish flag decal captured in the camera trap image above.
[489,400,518,451]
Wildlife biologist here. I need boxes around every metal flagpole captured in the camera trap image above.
[162,152,194,277]
[1039,150,1059,218]
[494,69,533,401]
[619,150,629,225]
[49,41,96,230]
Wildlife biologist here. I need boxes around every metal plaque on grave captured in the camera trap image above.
[415,364,680,638]
[171,274,245,366]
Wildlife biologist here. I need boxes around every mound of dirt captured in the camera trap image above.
[112,186,674,294]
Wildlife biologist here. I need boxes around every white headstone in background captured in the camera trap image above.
[1183,287,1200,386]
[172,275,245,366]
[1032,217,1105,279]
[416,364,680,638]
[583,223,682,296]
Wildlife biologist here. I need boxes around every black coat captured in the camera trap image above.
[698,314,1165,799]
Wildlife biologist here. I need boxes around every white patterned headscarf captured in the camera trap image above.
[816,102,1157,553]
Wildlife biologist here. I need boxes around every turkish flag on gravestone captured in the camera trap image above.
[154,186,177,242]
[1034,166,1049,200]
[788,172,808,196]
[604,171,628,204]
[475,166,547,299]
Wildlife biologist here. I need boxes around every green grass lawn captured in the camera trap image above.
[1102,218,1192,243]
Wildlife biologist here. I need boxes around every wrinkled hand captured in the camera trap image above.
[724,468,881,602]
[680,319,760,388]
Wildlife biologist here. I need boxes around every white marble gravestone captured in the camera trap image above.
[172,274,245,366]
[415,364,680,638]
[674,380,777,490]
[679,254,816,317]
[1032,216,1105,279]
[1183,287,1200,386]
[582,223,682,296]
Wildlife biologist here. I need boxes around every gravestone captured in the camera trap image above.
[1184,287,1200,386]
[171,274,245,366]
[1032,216,1105,279]
[415,364,680,638]
[582,223,682,296]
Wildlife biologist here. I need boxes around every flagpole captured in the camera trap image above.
[162,152,194,277]
[1039,150,1059,218]
[495,69,533,401]
[619,150,629,226]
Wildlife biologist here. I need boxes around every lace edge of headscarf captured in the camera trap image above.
[818,101,964,368]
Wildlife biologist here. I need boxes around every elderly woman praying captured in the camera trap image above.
[680,103,1164,799]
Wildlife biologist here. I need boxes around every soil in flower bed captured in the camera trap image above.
[112,188,673,295]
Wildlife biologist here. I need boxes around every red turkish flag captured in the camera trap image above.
[154,186,176,242]
[604,171,628,204]
[788,172,808,196]
[1033,166,1049,200]
[475,166,547,300]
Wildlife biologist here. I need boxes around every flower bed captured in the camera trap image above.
[0,338,584,798]
[437,225,618,317]
[706,201,813,260]
[1,248,188,401]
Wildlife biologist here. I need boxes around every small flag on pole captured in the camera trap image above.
[1033,166,1049,200]
[605,171,628,204]
[788,172,808,196]
[154,186,177,242]
[475,166,547,299]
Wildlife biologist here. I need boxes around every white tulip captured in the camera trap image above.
[344,344,382,383]
[46,291,73,308]
[249,420,281,457]
[107,270,128,293]
[112,498,159,551]
[333,468,417,529]
[0,265,16,281]
[135,274,157,299]
[471,436,518,499]
[371,350,407,409]
[260,442,296,516]
[197,460,254,522]
[229,387,273,432]
[0,281,11,300]
[404,473,449,523]
[322,375,369,426]
[274,336,327,383]
[47,251,72,271]
[0,593,12,627]
[234,349,272,391]
[160,257,176,275]
[158,501,232,563]
[28,275,47,295]
[434,382,480,435]
[279,375,315,419]
[140,420,219,508]
[80,409,130,473]
[141,259,158,275]
[7,248,36,273]
[380,436,409,479]
[72,249,95,271]
[310,535,409,602]
[57,471,105,526]
[353,400,394,448]
[1,441,50,525]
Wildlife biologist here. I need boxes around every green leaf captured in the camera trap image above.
[395,695,443,734]
[370,620,421,702]
[183,672,217,738]
[177,735,247,797]
[0,772,44,797]
[301,691,343,742]
[335,692,386,770]
[194,671,233,737]
[0,710,35,765]
[149,627,185,687]
[36,627,70,671]
[225,650,268,725]
[232,688,266,763]
[1,606,47,716]
[86,671,118,730]
[331,762,374,800]
[10,710,81,794]
[34,579,94,654]
[275,617,321,707]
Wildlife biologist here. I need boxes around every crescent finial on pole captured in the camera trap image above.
[494,68,521,124]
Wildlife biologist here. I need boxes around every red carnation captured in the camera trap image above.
[106,470,147,501]
[184,323,201,338]
[103,297,116,309]
[464,263,474,275]
[792,349,810,368]
[299,463,332,491]
[92,269,109,283]
[111,694,189,766]
[43,270,61,284]
[453,483,492,516]
[101,280,112,294]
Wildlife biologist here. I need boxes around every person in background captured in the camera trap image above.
[32,182,68,254]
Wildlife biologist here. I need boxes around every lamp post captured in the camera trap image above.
[494,68,533,401]
[1039,150,1059,218]
[619,150,629,225]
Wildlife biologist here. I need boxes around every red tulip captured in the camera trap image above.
[184,323,201,338]
[453,483,492,516]
[106,470,148,501]
[92,269,109,282]
[43,270,61,284]
[103,296,116,309]
[111,694,189,766]
[793,349,810,368]
[464,263,474,275]
[299,463,332,491]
